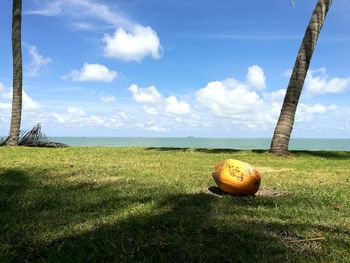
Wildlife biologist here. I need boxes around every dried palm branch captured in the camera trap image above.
[1,123,68,148]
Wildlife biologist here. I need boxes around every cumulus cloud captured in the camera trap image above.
[0,84,11,113]
[196,79,264,118]
[269,89,286,102]
[142,106,159,115]
[0,84,41,111]
[195,66,267,120]
[0,103,11,111]
[103,25,162,62]
[53,107,125,128]
[145,125,167,132]
[28,1,162,62]
[100,95,116,103]
[3,63,346,136]
[63,63,117,82]
[23,90,41,111]
[53,107,86,124]
[304,68,350,97]
[0,88,41,133]
[129,84,191,116]
[246,65,266,89]
[26,45,52,77]
[296,103,338,122]
[195,66,341,130]
[136,122,167,132]
[165,96,191,115]
[118,111,130,122]
[129,84,162,104]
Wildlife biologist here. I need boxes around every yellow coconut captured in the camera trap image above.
[212,159,261,195]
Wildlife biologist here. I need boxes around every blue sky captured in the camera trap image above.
[0,0,349,137]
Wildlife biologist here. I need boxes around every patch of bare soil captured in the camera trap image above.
[201,186,292,198]
[257,167,295,173]
[256,188,292,197]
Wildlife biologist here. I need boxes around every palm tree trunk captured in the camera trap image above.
[270,0,332,156]
[8,0,23,146]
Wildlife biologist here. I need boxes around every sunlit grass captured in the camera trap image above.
[1,147,349,262]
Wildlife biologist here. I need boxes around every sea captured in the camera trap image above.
[45,137,350,151]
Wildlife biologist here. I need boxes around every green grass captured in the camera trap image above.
[0,147,349,262]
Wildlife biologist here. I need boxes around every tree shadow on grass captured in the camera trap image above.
[291,150,350,160]
[0,168,156,261]
[195,148,244,154]
[0,169,29,198]
[29,193,291,262]
[1,169,346,262]
[145,147,350,160]
[30,192,346,262]
[145,147,243,154]
[145,147,197,152]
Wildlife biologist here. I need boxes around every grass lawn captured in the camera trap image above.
[0,147,349,262]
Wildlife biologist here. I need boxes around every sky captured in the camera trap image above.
[0,0,349,138]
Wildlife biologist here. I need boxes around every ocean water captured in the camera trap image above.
[48,137,350,151]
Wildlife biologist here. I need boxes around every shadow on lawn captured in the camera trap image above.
[292,150,350,160]
[28,195,292,262]
[146,147,350,160]
[0,169,29,198]
[0,169,340,262]
[146,147,244,154]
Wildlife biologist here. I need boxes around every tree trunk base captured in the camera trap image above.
[269,148,289,156]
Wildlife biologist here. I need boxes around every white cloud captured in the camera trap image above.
[23,90,41,111]
[89,115,105,125]
[52,107,127,129]
[304,68,350,97]
[118,111,129,121]
[165,96,191,115]
[142,106,159,115]
[296,103,338,122]
[26,45,52,77]
[269,89,286,102]
[71,22,97,31]
[128,84,162,104]
[27,0,134,30]
[0,84,41,111]
[195,66,343,131]
[100,95,116,103]
[301,103,328,114]
[246,65,266,89]
[196,79,264,118]
[63,63,117,82]
[27,1,62,16]
[103,25,162,62]
[28,1,162,63]
[52,113,65,124]
[53,107,86,124]
[146,125,167,132]
[195,66,268,120]
[0,84,12,113]
[3,63,347,136]
[0,103,11,110]
[1,89,11,100]
[55,107,87,124]
[129,84,191,117]
[136,122,167,132]
[0,83,5,93]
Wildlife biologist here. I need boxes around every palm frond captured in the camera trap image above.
[1,123,68,148]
